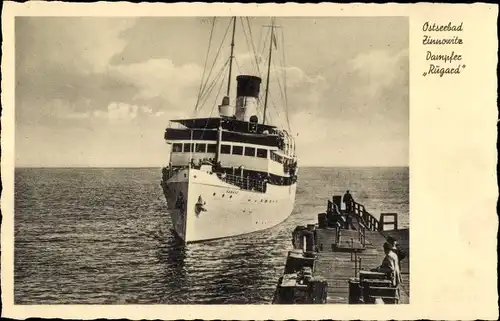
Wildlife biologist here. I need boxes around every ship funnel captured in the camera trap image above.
[235,75,261,122]
[236,75,261,98]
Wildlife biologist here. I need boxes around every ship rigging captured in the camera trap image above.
[192,17,292,132]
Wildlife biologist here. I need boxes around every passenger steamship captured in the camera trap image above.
[161,17,298,243]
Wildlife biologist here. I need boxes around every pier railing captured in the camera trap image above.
[359,225,366,247]
[351,201,399,231]
[325,198,398,232]
[351,201,381,231]
[326,200,367,246]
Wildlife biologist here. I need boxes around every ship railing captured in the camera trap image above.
[217,173,267,193]
[161,166,172,181]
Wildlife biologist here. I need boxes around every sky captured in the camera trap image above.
[15,17,408,167]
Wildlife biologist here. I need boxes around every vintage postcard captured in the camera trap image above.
[1,2,498,320]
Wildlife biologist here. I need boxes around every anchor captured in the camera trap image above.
[195,195,207,216]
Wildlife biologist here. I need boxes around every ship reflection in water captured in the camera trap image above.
[154,226,290,304]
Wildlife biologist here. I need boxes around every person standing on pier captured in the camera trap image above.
[343,190,354,212]
[387,236,407,270]
[375,242,403,291]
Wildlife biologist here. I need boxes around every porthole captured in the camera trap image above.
[229,195,232,199]
[222,194,225,197]
[213,193,216,196]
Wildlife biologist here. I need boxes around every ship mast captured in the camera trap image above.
[217,17,237,164]
[263,19,277,125]
[226,17,237,96]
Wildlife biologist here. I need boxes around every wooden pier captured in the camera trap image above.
[273,196,410,304]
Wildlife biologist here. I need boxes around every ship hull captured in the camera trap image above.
[162,168,297,243]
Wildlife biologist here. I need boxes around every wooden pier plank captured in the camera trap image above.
[313,228,410,304]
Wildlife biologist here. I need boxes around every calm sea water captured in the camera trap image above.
[14,167,409,304]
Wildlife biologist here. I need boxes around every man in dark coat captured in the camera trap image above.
[343,190,353,212]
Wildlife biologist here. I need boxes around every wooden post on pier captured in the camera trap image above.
[379,213,398,231]
[354,251,358,276]
[332,196,342,210]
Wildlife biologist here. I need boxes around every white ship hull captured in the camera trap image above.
[162,168,297,243]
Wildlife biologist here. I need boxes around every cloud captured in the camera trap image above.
[16,17,205,128]
[19,98,93,124]
[16,18,139,126]
[230,51,330,130]
[291,109,408,167]
[18,18,136,75]
[110,59,203,106]
[65,112,91,120]
[140,106,153,115]
[286,48,409,166]
[350,49,409,96]
[15,17,409,167]
[92,102,160,123]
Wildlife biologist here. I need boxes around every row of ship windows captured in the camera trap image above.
[212,192,278,203]
[172,143,269,159]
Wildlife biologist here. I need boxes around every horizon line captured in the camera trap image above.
[14,165,410,169]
